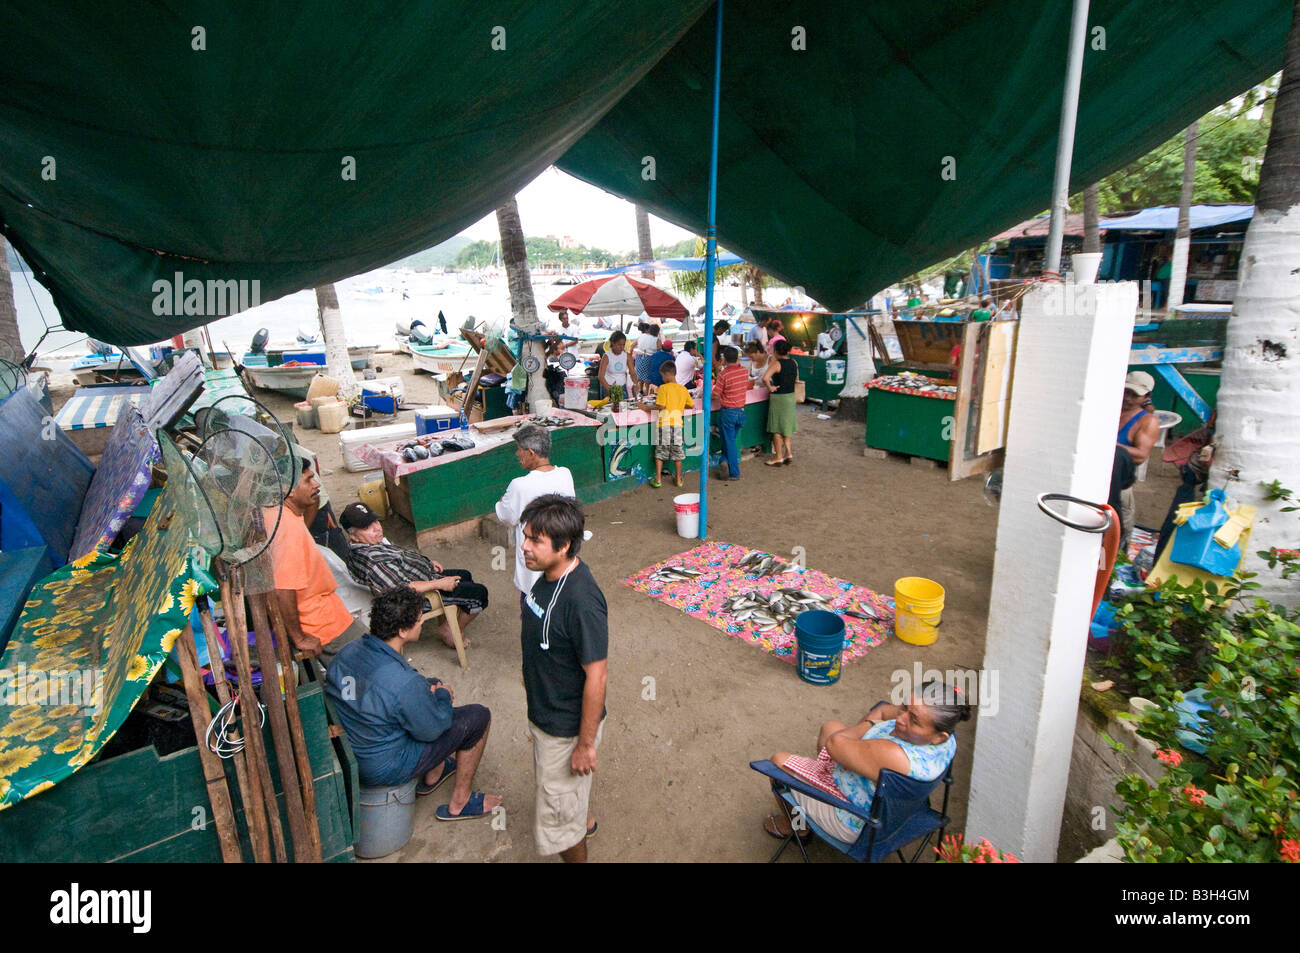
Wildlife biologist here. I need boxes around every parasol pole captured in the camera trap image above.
[698,0,724,539]
[1043,0,1090,276]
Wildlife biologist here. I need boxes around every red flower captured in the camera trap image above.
[1156,748,1183,766]
[1282,840,1300,863]
[1183,785,1207,806]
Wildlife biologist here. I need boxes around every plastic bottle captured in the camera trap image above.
[458,408,469,431]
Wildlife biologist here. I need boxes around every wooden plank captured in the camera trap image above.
[175,623,243,863]
[264,595,324,862]
[976,321,1017,455]
[247,594,314,862]
[1127,345,1222,365]
[221,572,288,862]
[199,601,269,862]
[1152,363,1212,423]
[893,319,965,364]
[947,322,981,481]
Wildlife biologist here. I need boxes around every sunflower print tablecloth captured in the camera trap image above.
[621,541,892,665]
[0,470,201,810]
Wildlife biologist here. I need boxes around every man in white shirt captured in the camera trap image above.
[495,424,576,598]
[744,313,769,350]
[553,309,583,359]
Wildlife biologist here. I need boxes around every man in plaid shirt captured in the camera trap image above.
[341,503,489,649]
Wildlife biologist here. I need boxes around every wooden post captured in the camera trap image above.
[221,571,288,863]
[175,623,243,862]
[199,600,271,863]
[265,596,324,861]
[247,593,315,862]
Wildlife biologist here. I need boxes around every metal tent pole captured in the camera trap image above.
[699,0,724,538]
[1043,0,1091,276]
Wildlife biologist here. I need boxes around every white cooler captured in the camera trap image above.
[339,422,416,472]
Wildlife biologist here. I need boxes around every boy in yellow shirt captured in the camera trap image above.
[652,361,693,488]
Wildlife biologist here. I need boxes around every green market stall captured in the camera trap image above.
[360,391,772,541]
[361,412,609,548]
[865,377,957,463]
[600,389,770,483]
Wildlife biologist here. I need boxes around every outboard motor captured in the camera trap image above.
[249,328,270,354]
[408,319,433,345]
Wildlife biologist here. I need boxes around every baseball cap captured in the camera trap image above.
[1124,371,1155,396]
[340,502,381,530]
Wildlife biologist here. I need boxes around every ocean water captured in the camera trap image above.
[13,263,786,365]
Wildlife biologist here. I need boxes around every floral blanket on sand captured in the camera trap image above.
[621,542,892,665]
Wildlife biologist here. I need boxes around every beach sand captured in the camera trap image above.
[49,355,1180,861]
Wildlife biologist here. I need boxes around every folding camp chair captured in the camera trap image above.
[749,756,953,863]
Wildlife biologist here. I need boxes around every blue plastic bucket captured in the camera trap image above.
[356,777,417,858]
[795,610,845,685]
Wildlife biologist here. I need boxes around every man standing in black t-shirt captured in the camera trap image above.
[518,494,608,862]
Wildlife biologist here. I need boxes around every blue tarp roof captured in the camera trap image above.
[586,252,745,275]
[1099,205,1254,231]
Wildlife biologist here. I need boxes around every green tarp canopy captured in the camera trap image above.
[0,1,1289,344]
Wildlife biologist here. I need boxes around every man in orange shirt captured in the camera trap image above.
[267,451,365,663]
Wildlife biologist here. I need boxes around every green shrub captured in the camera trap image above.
[1114,594,1300,862]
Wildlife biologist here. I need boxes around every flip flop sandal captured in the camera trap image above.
[436,791,489,821]
[764,459,784,467]
[417,757,457,796]
[586,821,598,840]
[763,813,810,841]
[649,479,662,488]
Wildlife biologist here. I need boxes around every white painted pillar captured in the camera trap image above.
[965,281,1137,861]
[842,313,875,394]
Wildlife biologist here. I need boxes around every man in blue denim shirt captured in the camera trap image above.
[325,586,502,821]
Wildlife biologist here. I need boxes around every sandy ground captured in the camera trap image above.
[53,354,1182,862]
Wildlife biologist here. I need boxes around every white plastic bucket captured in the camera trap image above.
[1072,252,1103,285]
[673,493,700,538]
[534,398,553,416]
[564,376,589,410]
[825,359,846,384]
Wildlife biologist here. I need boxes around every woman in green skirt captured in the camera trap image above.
[761,339,799,465]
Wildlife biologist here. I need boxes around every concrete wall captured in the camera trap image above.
[1059,686,1164,862]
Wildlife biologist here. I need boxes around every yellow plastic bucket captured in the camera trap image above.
[359,474,389,520]
[893,577,945,645]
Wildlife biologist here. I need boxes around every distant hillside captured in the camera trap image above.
[394,236,474,269]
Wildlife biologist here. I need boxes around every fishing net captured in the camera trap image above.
[190,395,298,594]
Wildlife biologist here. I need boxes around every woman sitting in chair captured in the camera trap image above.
[763,681,968,842]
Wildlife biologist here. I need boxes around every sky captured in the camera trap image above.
[457,167,697,254]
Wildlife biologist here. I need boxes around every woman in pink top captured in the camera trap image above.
[766,319,787,353]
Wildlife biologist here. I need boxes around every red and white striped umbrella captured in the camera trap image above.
[547,274,688,320]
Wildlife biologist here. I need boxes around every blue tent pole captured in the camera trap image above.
[698,0,723,540]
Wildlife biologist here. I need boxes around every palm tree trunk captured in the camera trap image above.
[635,206,654,281]
[1082,184,1101,254]
[0,238,24,365]
[1210,0,1300,606]
[315,283,359,400]
[496,197,548,409]
[1167,123,1198,310]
